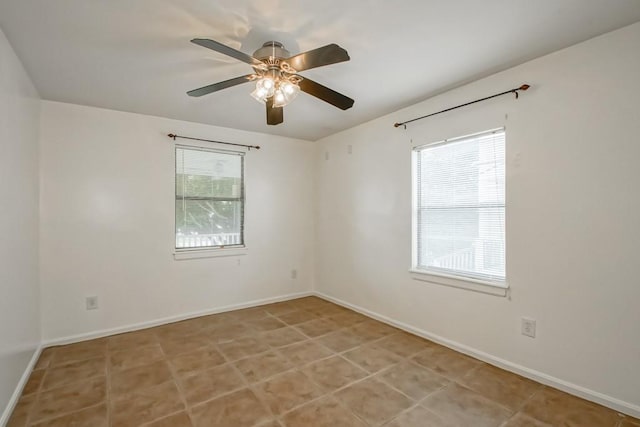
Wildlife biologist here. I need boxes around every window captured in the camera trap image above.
[175,146,244,250]
[412,128,505,284]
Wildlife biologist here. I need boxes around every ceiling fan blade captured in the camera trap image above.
[266,97,284,125]
[298,78,354,110]
[191,39,263,67]
[284,44,350,72]
[187,74,254,97]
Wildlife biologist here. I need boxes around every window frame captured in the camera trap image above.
[173,143,247,259]
[410,128,508,295]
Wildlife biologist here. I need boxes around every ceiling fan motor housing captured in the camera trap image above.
[253,41,290,65]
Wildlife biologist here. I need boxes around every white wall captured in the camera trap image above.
[315,23,640,413]
[0,27,41,418]
[39,102,315,341]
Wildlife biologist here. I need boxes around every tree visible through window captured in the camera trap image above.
[413,129,505,282]
[175,146,244,249]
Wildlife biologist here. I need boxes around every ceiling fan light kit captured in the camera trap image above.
[188,39,354,125]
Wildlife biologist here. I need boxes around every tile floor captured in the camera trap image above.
[7,296,639,427]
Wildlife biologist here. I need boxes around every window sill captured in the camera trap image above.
[409,268,508,297]
[174,247,247,260]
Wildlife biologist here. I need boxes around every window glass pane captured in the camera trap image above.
[175,147,244,249]
[176,148,242,199]
[414,129,505,282]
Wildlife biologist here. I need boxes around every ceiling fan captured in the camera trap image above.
[187,39,355,125]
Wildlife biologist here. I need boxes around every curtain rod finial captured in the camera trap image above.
[393,123,402,128]
[520,84,530,91]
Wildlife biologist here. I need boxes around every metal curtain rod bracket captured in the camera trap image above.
[167,133,261,150]
[394,84,530,129]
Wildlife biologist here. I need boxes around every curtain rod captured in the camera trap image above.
[394,84,530,129]
[168,133,260,150]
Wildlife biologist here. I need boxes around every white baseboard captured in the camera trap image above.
[0,345,42,427]
[313,291,640,419]
[43,291,313,347]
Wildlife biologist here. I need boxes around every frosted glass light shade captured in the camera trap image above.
[273,81,300,107]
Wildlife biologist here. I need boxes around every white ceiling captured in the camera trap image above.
[1,1,639,141]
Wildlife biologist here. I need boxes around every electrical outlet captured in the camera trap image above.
[291,269,297,279]
[521,318,536,338]
[86,296,99,310]
[348,145,353,154]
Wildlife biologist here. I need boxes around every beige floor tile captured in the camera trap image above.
[458,364,542,411]
[621,421,640,427]
[624,415,640,424]
[277,310,318,325]
[51,339,108,366]
[179,317,212,331]
[385,405,457,427]
[343,343,403,373]
[348,320,398,341]
[109,344,164,372]
[302,356,368,392]
[34,347,56,370]
[209,323,256,344]
[520,387,620,427]
[304,304,347,317]
[264,301,300,315]
[502,412,553,427]
[42,356,106,390]
[6,393,36,427]
[622,415,640,426]
[336,377,413,426]
[235,350,294,383]
[143,411,193,427]
[279,340,333,366]
[219,336,270,361]
[179,364,246,406]
[111,381,184,427]
[281,395,367,427]
[30,376,106,424]
[294,318,341,338]
[317,330,367,352]
[107,330,159,351]
[230,307,270,321]
[21,368,45,395]
[378,361,449,400]
[246,316,288,331]
[164,318,209,333]
[190,388,272,427]
[153,322,199,341]
[110,360,173,396]
[412,345,483,379]
[290,295,324,308]
[376,332,434,358]
[422,383,512,427]
[196,312,236,328]
[330,311,368,327]
[159,332,212,356]
[261,327,308,347]
[31,403,107,427]
[169,345,226,378]
[256,370,324,415]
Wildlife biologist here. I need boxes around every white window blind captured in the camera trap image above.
[413,129,505,283]
[175,146,244,250]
